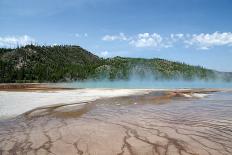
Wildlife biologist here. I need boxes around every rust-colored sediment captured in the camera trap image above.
[0,83,75,91]
[0,89,231,155]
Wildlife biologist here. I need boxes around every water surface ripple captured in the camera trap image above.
[0,90,232,155]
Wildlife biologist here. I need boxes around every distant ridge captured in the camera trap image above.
[0,45,231,83]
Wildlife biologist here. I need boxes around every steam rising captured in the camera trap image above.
[59,79,232,89]
[64,64,232,89]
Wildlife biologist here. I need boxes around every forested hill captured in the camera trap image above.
[0,45,231,83]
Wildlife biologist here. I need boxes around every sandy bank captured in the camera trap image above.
[0,83,221,119]
[0,86,153,119]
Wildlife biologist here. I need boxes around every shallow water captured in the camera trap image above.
[56,80,232,89]
[0,89,149,119]
[0,90,232,155]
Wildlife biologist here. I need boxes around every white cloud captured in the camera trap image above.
[101,32,232,50]
[102,33,128,41]
[100,51,109,57]
[0,35,35,48]
[129,33,163,48]
[170,33,184,42]
[185,32,232,50]
[163,33,185,48]
[102,32,169,48]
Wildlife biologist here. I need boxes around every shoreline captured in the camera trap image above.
[0,83,225,91]
[0,87,153,119]
[0,84,221,121]
[0,83,76,91]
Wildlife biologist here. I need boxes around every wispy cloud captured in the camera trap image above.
[170,33,184,42]
[0,35,35,48]
[102,33,128,41]
[102,32,232,50]
[75,33,88,38]
[102,32,172,48]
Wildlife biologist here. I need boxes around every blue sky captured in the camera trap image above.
[0,0,232,72]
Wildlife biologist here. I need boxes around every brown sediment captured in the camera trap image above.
[92,89,220,106]
[0,83,75,91]
[0,89,231,155]
[23,101,96,119]
[21,89,219,119]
